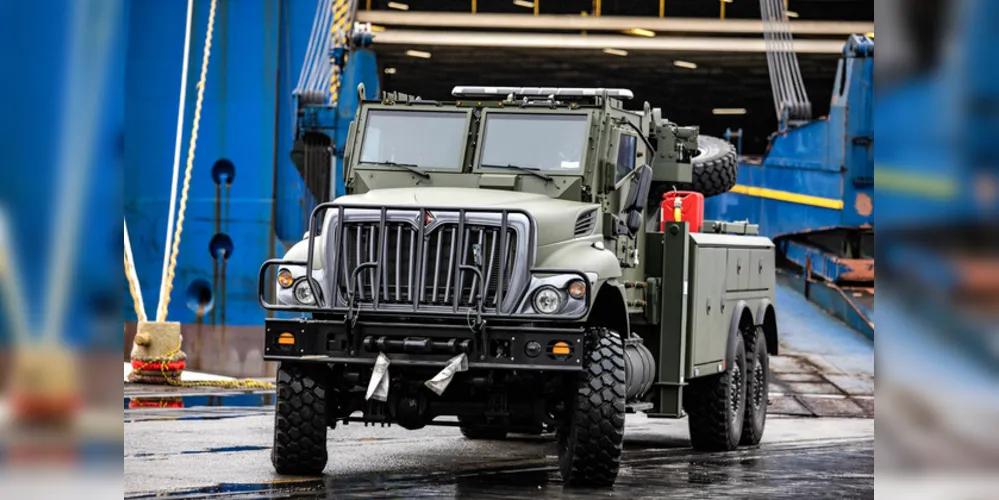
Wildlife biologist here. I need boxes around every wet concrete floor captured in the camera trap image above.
[125,402,872,499]
[125,283,874,498]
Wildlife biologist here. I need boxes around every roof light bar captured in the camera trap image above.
[451,86,635,100]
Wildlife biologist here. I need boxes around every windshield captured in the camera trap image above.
[359,110,467,169]
[479,113,588,172]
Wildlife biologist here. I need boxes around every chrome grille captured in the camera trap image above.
[335,220,518,311]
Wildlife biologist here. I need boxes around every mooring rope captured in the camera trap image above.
[157,0,218,322]
[157,0,195,320]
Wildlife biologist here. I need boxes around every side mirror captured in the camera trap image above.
[623,165,652,214]
[622,165,652,235]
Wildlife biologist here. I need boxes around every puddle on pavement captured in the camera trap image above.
[126,440,872,499]
[124,392,274,410]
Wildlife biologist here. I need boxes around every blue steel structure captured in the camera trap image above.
[705,35,874,338]
[289,43,380,222]
[875,0,999,368]
[123,0,379,374]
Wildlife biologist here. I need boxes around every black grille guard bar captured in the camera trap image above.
[257,202,592,321]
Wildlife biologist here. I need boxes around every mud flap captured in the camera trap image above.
[365,353,391,401]
[424,354,468,396]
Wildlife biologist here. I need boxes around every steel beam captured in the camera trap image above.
[371,30,845,54]
[357,12,873,36]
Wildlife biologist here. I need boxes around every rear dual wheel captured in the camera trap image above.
[684,334,747,451]
[684,326,769,451]
[741,326,769,446]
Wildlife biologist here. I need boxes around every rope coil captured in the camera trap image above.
[130,340,274,390]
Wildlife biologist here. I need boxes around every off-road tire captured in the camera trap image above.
[557,327,626,487]
[458,416,509,440]
[684,333,747,452]
[272,363,328,475]
[740,326,769,446]
[679,135,738,197]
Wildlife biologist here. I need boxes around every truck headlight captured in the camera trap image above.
[293,279,319,305]
[533,287,562,314]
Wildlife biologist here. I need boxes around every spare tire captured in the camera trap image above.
[680,135,738,198]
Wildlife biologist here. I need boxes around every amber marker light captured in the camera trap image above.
[277,269,294,288]
[552,342,571,355]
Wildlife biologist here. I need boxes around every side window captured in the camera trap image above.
[616,133,637,183]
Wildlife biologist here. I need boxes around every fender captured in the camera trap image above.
[726,300,754,367]
[585,280,630,336]
[283,237,324,270]
[755,299,779,355]
[536,239,623,292]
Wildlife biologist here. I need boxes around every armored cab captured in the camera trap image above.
[258,86,777,486]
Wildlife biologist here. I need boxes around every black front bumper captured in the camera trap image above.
[263,317,585,372]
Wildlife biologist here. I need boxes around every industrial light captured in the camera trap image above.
[866,31,874,38]
[623,28,656,38]
[674,60,698,69]
[712,108,748,115]
[785,10,799,18]
[602,48,628,57]
[405,49,431,59]
[387,1,409,10]
[722,0,734,3]
[384,67,397,75]
[512,0,535,8]
[369,24,386,32]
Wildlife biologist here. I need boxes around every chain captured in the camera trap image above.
[158,0,218,322]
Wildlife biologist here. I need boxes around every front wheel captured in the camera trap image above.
[272,363,329,475]
[557,327,626,487]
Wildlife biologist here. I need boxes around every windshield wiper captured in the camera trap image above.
[380,161,430,179]
[480,163,553,183]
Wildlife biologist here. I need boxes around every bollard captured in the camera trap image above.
[9,344,80,425]
[128,321,186,384]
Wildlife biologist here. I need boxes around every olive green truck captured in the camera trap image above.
[259,86,778,486]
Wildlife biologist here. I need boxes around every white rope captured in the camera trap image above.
[296,0,346,99]
[0,212,30,345]
[158,0,195,317]
[124,219,147,322]
[305,0,335,93]
[42,0,117,343]
[157,0,218,321]
[759,0,811,121]
[294,0,326,93]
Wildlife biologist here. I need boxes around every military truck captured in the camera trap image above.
[258,86,778,486]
